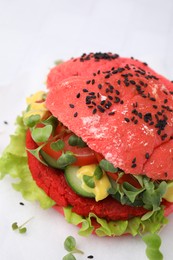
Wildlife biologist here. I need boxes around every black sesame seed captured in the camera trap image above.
[138,112,142,118]
[115,89,120,95]
[92,108,97,114]
[108,111,115,115]
[132,157,136,163]
[100,100,106,105]
[19,202,25,206]
[131,163,137,168]
[145,153,150,159]
[150,97,156,101]
[98,84,102,89]
[153,105,158,109]
[117,80,121,85]
[69,104,74,108]
[92,79,95,85]
[87,256,94,259]
[164,99,168,104]
[76,93,80,98]
[130,80,136,85]
[105,74,110,79]
[97,105,105,113]
[124,118,130,122]
[108,95,113,100]
[114,97,120,103]
[86,80,91,84]
[3,121,8,125]
[83,88,88,92]
[161,133,167,141]
[105,101,112,109]
[74,112,78,117]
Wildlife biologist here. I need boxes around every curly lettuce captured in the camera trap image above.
[0,116,55,209]
[63,206,167,237]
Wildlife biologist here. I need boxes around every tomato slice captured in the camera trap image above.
[40,132,98,166]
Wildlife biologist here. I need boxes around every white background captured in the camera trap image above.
[0,0,173,259]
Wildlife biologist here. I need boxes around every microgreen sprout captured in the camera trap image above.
[11,217,34,234]
[99,159,118,173]
[142,233,163,260]
[63,236,84,260]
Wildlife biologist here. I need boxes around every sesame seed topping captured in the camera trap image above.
[74,112,78,117]
[124,118,130,122]
[145,153,150,159]
[76,93,80,98]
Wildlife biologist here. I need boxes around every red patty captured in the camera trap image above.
[26,129,148,221]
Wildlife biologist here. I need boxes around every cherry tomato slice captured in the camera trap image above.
[40,133,98,167]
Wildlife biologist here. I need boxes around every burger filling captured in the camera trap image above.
[24,91,173,221]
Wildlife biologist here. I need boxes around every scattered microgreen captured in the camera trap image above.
[56,152,76,169]
[99,159,118,173]
[11,217,33,234]
[68,135,87,148]
[94,165,103,180]
[63,253,76,260]
[31,124,52,143]
[54,59,63,65]
[63,236,84,260]
[50,139,65,151]
[23,114,41,128]
[83,175,95,189]
[142,233,163,260]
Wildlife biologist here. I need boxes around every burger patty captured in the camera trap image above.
[26,129,148,221]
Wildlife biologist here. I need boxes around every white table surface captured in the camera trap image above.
[0,0,173,259]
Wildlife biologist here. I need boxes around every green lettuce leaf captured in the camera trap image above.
[64,206,168,237]
[0,116,55,209]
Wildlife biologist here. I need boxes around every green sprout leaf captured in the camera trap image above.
[23,114,41,128]
[99,159,118,173]
[42,115,58,134]
[122,182,145,203]
[12,222,18,230]
[56,152,76,169]
[50,139,65,151]
[31,124,52,143]
[63,236,84,257]
[64,236,76,252]
[83,175,95,188]
[63,253,76,260]
[11,217,33,234]
[27,143,48,166]
[94,165,103,180]
[68,135,87,148]
[142,233,163,260]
